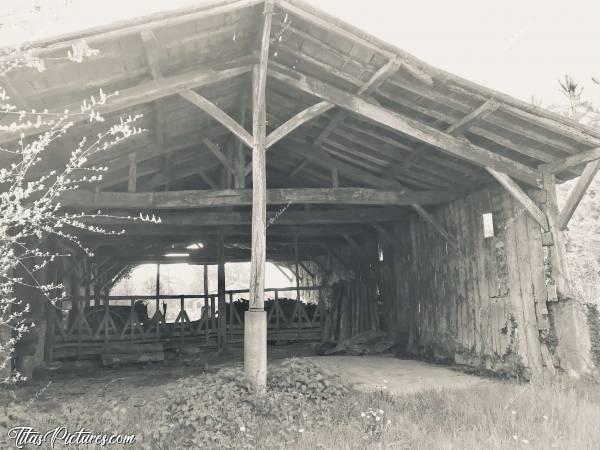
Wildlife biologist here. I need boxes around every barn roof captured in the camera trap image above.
[2,0,599,198]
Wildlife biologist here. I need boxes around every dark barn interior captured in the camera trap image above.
[3,0,600,381]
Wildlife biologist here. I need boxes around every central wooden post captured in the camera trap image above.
[245,0,273,391]
[245,65,268,389]
[217,232,227,350]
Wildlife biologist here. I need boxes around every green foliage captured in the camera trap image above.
[149,359,348,449]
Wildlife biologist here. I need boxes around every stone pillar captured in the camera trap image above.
[542,171,597,378]
[244,310,267,387]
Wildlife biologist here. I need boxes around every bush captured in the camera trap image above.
[150,359,348,449]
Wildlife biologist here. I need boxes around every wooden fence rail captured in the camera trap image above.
[51,286,322,359]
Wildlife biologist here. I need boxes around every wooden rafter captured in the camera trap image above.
[412,204,458,249]
[140,161,222,191]
[557,160,600,230]
[540,146,600,174]
[265,101,334,149]
[179,90,253,147]
[288,57,401,178]
[342,233,361,252]
[486,168,549,231]
[0,61,253,145]
[203,138,236,175]
[281,139,458,246]
[269,65,540,186]
[384,99,498,176]
[370,221,395,246]
[140,30,166,146]
[314,58,402,147]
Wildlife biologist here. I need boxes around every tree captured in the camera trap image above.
[0,3,154,382]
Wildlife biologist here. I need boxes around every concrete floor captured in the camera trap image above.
[309,355,488,395]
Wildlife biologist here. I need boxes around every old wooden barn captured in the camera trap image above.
[3,0,600,384]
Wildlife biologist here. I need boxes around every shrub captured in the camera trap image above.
[149,359,349,449]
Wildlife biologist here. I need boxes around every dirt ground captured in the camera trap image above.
[1,347,486,409]
[309,355,488,395]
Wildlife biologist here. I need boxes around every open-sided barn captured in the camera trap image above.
[2,0,600,384]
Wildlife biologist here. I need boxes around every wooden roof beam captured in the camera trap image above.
[313,57,402,147]
[557,160,600,231]
[82,206,406,226]
[203,138,236,176]
[539,146,600,174]
[0,61,253,145]
[288,58,401,179]
[140,30,167,147]
[486,168,549,231]
[370,221,395,247]
[81,223,370,237]
[265,101,334,149]
[179,90,253,147]
[268,65,541,187]
[140,161,222,191]
[60,187,457,209]
[384,99,499,176]
[411,204,459,250]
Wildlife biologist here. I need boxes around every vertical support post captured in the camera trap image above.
[130,298,135,343]
[294,236,301,336]
[245,0,273,392]
[155,263,161,342]
[93,264,101,307]
[542,171,571,299]
[234,93,248,189]
[103,291,109,345]
[228,292,234,343]
[294,237,300,301]
[128,152,137,193]
[331,168,339,188]
[217,233,227,350]
[155,263,161,302]
[274,290,280,332]
[204,297,209,343]
[84,270,91,309]
[180,295,185,348]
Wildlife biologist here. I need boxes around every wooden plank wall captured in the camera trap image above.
[388,185,552,378]
[317,240,381,343]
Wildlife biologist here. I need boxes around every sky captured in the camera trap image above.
[1,0,599,106]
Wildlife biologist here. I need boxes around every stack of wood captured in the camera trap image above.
[322,280,379,342]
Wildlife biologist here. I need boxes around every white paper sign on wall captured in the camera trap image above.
[483,212,494,238]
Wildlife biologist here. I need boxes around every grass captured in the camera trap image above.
[2,359,600,449]
[288,381,600,450]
